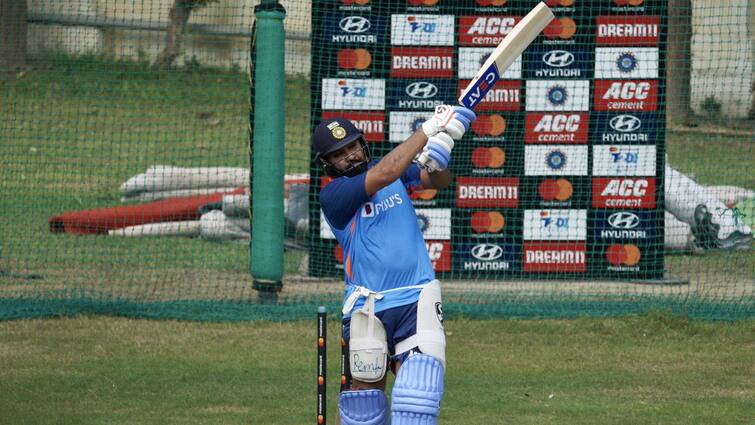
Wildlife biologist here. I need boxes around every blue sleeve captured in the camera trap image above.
[400,164,423,189]
[320,173,370,230]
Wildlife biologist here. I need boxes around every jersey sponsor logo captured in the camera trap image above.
[524,145,588,176]
[594,80,658,111]
[595,48,659,79]
[425,240,451,272]
[596,16,660,46]
[525,80,590,112]
[321,111,384,142]
[388,111,432,142]
[391,14,455,46]
[525,113,588,144]
[456,177,519,208]
[360,194,403,218]
[592,177,656,209]
[592,145,656,176]
[415,208,451,240]
[391,47,454,78]
[458,15,521,46]
[458,79,521,111]
[524,209,587,241]
[458,47,522,80]
[326,14,385,44]
[523,241,586,272]
[321,79,385,111]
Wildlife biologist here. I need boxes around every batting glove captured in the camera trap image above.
[415,132,454,172]
[421,105,477,140]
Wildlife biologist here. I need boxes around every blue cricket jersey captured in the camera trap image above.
[320,161,435,316]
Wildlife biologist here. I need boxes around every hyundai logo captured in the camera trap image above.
[471,244,503,261]
[542,50,574,68]
[406,82,438,99]
[608,212,640,229]
[339,16,371,33]
[609,114,641,132]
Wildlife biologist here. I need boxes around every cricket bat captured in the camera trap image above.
[458,2,555,109]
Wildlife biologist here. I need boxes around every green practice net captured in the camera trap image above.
[0,0,752,321]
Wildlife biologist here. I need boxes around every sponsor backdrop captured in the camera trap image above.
[311,0,666,280]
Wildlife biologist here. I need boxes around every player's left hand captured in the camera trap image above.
[415,132,454,172]
[421,105,477,140]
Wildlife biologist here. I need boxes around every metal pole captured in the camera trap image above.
[251,1,286,302]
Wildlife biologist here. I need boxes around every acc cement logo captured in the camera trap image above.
[406,82,438,99]
[339,16,371,33]
[543,50,574,68]
[471,243,503,261]
[608,212,640,229]
[609,114,641,132]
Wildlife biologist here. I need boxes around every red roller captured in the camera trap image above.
[49,188,245,235]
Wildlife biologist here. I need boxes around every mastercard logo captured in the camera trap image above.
[538,178,573,201]
[471,211,505,233]
[471,115,506,137]
[408,0,439,5]
[471,147,505,168]
[606,244,641,266]
[409,187,438,201]
[475,0,508,5]
[342,0,370,4]
[543,17,577,39]
[338,49,371,70]
[545,0,575,6]
[613,0,644,5]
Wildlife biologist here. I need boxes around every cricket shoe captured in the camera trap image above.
[691,204,752,251]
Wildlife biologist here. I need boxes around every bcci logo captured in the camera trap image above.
[616,52,637,74]
[547,85,568,106]
[546,149,567,170]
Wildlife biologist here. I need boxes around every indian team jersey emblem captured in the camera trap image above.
[546,149,567,170]
[326,120,347,140]
[616,52,637,74]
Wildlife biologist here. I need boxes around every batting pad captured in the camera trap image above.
[338,389,388,425]
[391,354,445,425]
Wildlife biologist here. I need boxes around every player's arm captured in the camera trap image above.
[365,105,476,195]
[365,130,428,195]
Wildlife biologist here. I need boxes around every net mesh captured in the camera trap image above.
[0,0,752,321]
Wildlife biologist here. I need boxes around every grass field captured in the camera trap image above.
[0,313,753,425]
[0,53,754,423]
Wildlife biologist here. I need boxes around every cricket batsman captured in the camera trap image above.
[313,105,476,425]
